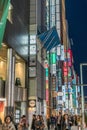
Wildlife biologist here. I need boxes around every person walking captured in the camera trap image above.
[71,115,78,130]
[18,115,29,130]
[35,115,41,130]
[2,115,16,130]
[56,112,62,130]
[50,115,56,129]
[62,114,72,130]
[47,116,50,130]
[18,117,24,130]
[39,115,45,130]
[31,114,36,130]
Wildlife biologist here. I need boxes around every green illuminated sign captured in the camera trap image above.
[50,53,56,64]
[45,68,48,77]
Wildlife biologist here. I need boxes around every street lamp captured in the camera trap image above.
[80,63,87,129]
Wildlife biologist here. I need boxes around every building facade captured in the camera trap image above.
[0,0,81,126]
[0,0,47,125]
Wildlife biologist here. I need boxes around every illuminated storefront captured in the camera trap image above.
[0,43,27,123]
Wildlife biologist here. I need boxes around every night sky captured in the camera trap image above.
[65,0,87,77]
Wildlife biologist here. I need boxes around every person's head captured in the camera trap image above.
[33,114,36,119]
[59,112,61,115]
[4,115,12,124]
[64,114,68,119]
[21,115,27,124]
[36,115,40,120]
[22,115,26,119]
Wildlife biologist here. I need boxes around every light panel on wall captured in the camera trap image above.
[30,35,36,44]
[30,45,36,55]
[29,67,36,77]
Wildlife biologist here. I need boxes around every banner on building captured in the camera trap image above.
[0,0,10,47]
[0,98,6,123]
[37,26,60,51]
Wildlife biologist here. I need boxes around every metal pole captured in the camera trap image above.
[80,64,84,129]
[11,56,15,107]
[6,48,13,114]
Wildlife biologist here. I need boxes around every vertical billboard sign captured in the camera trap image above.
[50,0,56,28]
[60,45,64,61]
[57,45,61,56]
[46,89,49,101]
[50,53,56,64]
[62,85,66,102]
[30,35,36,55]
[72,79,76,108]
[53,97,56,109]
[30,45,36,55]
[30,35,36,44]
[44,60,49,102]
[50,53,56,75]
[52,75,56,91]
[64,49,72,67]
[63,61,68,77]
[58,68,62,87]
[67,49,72,67]
[57,45,61,61]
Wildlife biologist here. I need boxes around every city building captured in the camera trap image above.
[0,0,47,125]
[0,0,81,126]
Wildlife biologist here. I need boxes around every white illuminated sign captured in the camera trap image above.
[30,35,36,44]
[30,45,36,55]
[29,100,36,107]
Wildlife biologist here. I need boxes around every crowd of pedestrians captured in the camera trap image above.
[31,114,45,130]
[46,112,87,130]
[0,114,45,130]
[30,113,86,130]
[0,114,29,130]
[0,112,87,130]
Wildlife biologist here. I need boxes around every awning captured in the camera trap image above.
[37,26,60,51]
